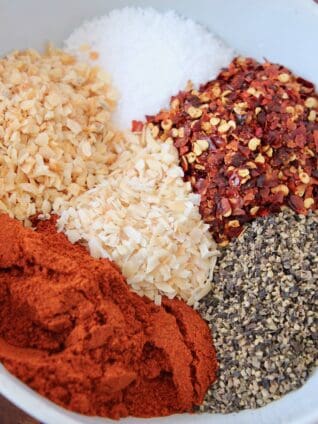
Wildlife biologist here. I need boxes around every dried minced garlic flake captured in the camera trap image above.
[0,47,118,225]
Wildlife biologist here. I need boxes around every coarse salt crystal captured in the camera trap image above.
[64,7,234,129]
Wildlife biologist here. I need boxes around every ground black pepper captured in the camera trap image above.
[198,209,318,412]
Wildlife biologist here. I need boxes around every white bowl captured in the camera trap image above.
[0,1,317,423]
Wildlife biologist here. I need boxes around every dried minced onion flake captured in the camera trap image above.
[0,46,118,225]
[58,128,218,306]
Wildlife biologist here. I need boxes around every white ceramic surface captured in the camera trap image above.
[0,1,317,423]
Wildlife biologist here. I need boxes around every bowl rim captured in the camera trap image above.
[0,1,317,423]
[1,365,318,424]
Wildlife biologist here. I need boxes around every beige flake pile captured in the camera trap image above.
[0,46,118,225]
[58,128,218,306]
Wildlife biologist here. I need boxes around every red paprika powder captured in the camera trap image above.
[0,214,217,419]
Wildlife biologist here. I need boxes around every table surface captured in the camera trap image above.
[0,395,39,424]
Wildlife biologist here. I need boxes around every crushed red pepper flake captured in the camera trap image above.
[147,57,318,244]
[131,120,144,132]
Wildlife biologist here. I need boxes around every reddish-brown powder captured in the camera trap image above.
[0,214,217,419]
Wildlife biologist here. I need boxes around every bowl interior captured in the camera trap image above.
[0,0,317,423]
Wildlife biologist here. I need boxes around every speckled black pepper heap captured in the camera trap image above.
[198,209,318,413]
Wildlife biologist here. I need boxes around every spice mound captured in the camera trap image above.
[65,7,234,128]
[0,214,217,419]
[0,47,118,226]
[58,128,217,306]
[148,57,318,244]
[198,209,318,413]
